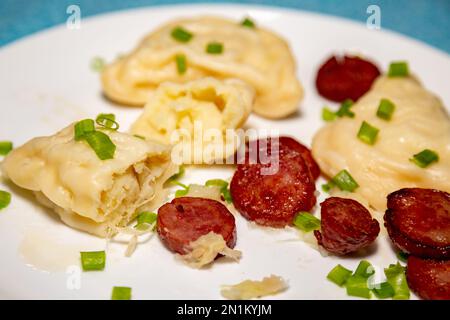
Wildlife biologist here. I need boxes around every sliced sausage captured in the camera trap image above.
[237,136,319,180]
[278,137,320,180]
[384,188,450,259]
[231,137,316,227]
[315,55,381,102]
[406,256,450,300]
[157,197,236,254]
[314,197,380,255]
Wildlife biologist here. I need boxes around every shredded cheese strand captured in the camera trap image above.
[221,275,288,300]
[177,232,241,268]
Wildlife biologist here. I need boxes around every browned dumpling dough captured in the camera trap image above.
[101,16,303,119]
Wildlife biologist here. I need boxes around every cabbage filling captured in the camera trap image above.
[34,156,172,237]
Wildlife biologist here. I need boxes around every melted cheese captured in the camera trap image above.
[177,232,241,268]
[101,16,302,118]
[131,77,254,163]
[312,76,450,212]
[2,124,178,237]
[221,275,287,300]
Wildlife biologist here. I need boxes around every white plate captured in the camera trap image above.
[0,4,449,300]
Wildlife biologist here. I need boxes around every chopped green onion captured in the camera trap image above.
[410,149,439,168]
[336,99,355,118]
[372,282,395,299]
[241,17,255,28]
[135,223,155,231]
[97,113,115,121]
[0,190,11,210]
[293,212,321,232]
[328,260,409,300]
[175,54,187,74]
[95,113,119,131]
[397,251,409,263]
[322,100,354,121]
[174,179,190,197]
[137,212,157,225]
[205,179,232,203]
[111,286,131,300]
[384,262,410,300]
[205,179,228,189]
[353,260,374,278]
[332,170,359,192]
[80,251,106,271]
[170,166,186,180]
[357,121,379,145]
[206,42,223,54]
[221,188,233,203]
[327,264,352,286]
[376,98,395,120]
[74,119,95,141]
[172,181,188,189]
[168,166,185,184]
[90,56,105,72]
[134,134,145,140]
[0,141,13,156]
[388,61,409,77]
[84,131,116,160]
[75,119,117,160]
[171,27,193,42]
[135,212,157,231]
[321,181,334,193]
[346,275,371,299]
[175,187,189,198]
[322,107,337,122]
[384,263,404,277]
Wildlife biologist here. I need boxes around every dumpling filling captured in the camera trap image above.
[2,123,178,237]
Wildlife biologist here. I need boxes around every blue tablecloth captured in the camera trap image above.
[1,0,449,53]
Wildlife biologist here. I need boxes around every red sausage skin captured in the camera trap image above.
[316,55,381,102]
[157,197,236,254]
[277,137,320,180]
[384,188,450,259]
[406,256,450,300]
[231,155,315,227]
[231,137,316,228]
[314,197,380,255]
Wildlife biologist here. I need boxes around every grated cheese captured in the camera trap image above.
[125,235,138,257]
[177,232,241,268]
[110,221,157,257]
[184,184,222,201]
[221,275,288,300]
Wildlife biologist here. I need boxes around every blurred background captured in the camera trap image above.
[1,0,449,53]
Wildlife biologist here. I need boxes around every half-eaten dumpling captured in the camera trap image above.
[101,16,302,119]
[131,77,254,164]
[2,124,178,237]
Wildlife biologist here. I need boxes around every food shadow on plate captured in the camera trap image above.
[336,241,380,260]
[101,92,142,109]
[386,239,402,257]
[2,179,61,224]
[244,108,304,125]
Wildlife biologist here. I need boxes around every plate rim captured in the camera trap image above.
[1,2,449,62]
